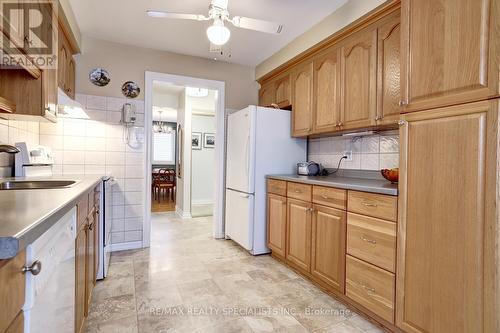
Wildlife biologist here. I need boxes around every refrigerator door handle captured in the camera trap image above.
[245,132,250,180]
[239,193,250,198]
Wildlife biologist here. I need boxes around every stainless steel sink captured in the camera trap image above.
[0,180,78,190]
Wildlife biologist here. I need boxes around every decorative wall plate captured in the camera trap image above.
[89,68,111,86]
[121,81,141,98]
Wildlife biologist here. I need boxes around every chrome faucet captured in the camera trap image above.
[0,145,20,154]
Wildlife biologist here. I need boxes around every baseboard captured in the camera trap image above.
[175,205,192,219]
[109,241,143,252]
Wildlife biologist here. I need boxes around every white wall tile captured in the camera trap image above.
[40,134,63,150]
[75,93,87,106]
[106,165,125,178]
[111,232,125,243]
[112,192,125,206]
[84,151,105,165]
[124,230,142,242]
[380,135,399,153]
[125,152,143,165]
[63,151,85,164]
[63,119,86,136]
[85,137,106,151]
[106,124,123,138]
[105,138,126,152]
[125,178,143,192]
[106,97,127,111]
[86,95,107,110]
[125,204,143,218]
[380,153,399,169]
[86,109,107,122]
[124,218,142,231]
[361,136,380,153]
[106,111,122,124]
[112,219,125,232]
[63,164,85,175]
[124,191,143,205]
[85,121,106,137]
[361,153,380,170]
[112,205,125,219]
[63,136,86,150]
[39,121,63,135]
[85,165,106,175]
[125,164,144,178]
[105,152,125,165]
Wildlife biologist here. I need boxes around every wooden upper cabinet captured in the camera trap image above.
[274,74,291,108]
[258,82,275,107]
[340,28,377,130]
[286,198,312,273]
[311,205,345,293]
[67,57,76,99]
[397,100,499,333]
[58,26,76,99]
[377,11,401,125]
[401,0,500,112]
[313,47,341,133]
[267,193,287,258]
[291,61,314,137]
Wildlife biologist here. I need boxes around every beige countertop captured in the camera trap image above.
[0,175,104,259]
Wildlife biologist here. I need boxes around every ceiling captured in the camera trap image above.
[68,0,348,66]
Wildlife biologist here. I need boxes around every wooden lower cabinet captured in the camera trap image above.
[5,312,23,333]
[267,194,287,258]
[397,100,499,333]
[346,255,395,323]
[0,251,26,333]
[310,205,345,292]
[285,198,312,273]
[75,223,86,333]
[76,184,101,332]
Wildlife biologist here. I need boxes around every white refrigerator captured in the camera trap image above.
[225,106,307,255]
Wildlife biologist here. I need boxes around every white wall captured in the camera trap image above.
[75,36,259,110]
[0,119,40,176]
[191,114,216,205]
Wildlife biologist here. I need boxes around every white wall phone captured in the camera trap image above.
[121,103,136,124]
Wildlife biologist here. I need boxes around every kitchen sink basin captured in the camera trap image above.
[0,180,78,190]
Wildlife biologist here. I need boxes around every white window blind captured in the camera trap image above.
[153,132,176,164]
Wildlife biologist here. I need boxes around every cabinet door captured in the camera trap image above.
[286,198,312,273]
[259,82,275,107]
[340,28,377,130]
[274,74,291,107]
[376,12,401,125]
[401,0,500,112]
[85,212,95,315]
[311,205,345,292]
[291,61,313,137]
[313,47,341,133]
[1,0,24,49]
[267,194,287,258]
[67,57,76,99]
[75,226,86,333]
[396,100,499,333]
[93,208,99,284]
[57,31,68,92]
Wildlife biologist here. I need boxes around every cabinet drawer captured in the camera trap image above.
[287,182,312,202]
[346,255,395,323]
[312,186,346,210]
[347,213,396,272]
[267,179,287,196]
[0,251,26,333]
[348,191,397,222]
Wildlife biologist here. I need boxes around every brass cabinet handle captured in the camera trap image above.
[361,235,377,245]
[22,260,42,275]
[307,207,314,212]
[294,190,302,193]
[361,201,377,207]
[321,195,329,200]
[375,115,382,121]
[398,120,406,126]
[337,122,343,127]
[398,100,407,107]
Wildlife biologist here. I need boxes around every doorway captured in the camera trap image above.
[143,72,226,247]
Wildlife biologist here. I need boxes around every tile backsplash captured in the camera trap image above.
[308,130,399,171]
[0,94,146,247]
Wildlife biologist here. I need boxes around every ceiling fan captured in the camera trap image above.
[147,0,283,46]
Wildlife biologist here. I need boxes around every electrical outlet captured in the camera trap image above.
[343,151,353,161]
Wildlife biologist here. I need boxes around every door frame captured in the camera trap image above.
[143,71,226,248]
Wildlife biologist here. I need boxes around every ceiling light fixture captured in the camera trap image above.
[206,18,231,46]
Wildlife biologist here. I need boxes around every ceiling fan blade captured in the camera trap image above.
[147,10,209,21]
[230,16,283,34]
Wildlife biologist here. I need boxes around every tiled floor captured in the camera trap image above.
[84,213,384,333]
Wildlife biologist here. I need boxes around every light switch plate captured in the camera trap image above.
[343,151,353,161]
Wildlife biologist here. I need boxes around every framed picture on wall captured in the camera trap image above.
[192,132,202,150]
[204,133,215,148]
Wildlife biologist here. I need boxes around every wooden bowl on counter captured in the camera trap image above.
[381,168,399,183]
